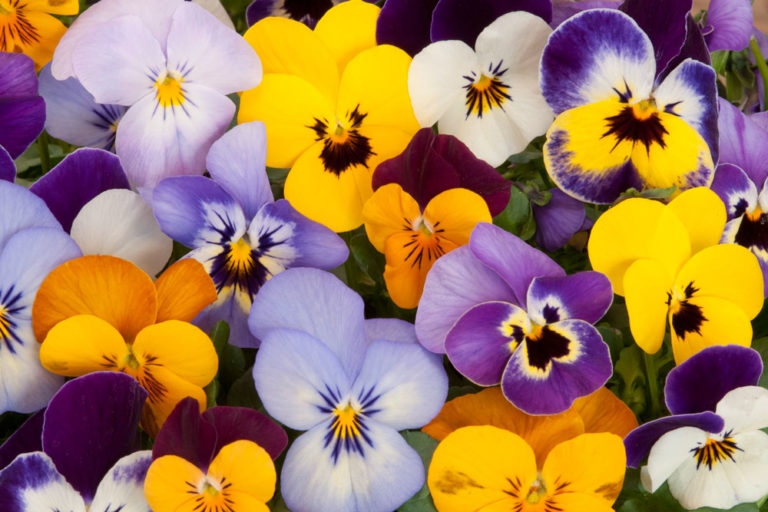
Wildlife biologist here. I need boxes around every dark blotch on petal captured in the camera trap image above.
[525,326,570,371]
[602,105,668,154]
[734,212,768,251]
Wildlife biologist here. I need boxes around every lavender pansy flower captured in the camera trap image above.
[152,122,348,348]
[249,268,448,512]
[416,222,613,414]
[0,52,45,167]
[0,181,82,414]
[0,372,152,511]
[700,0,754,51]
[624,346,768,510]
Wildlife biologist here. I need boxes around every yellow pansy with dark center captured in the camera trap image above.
[602,97,669,153]
[692,431,742,470]
[308,105,374,176]
[666,281,707,340]
[154,73,186,108]
[463,61,512,119]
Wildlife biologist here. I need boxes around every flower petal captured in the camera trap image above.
[0,147,12,183]
[715,386,768,435]
[143,454,205,511]
[362,183,420,253]
[89,451,152,512]
[203,407,288,461]
[572,387,638,437]
[705,0,754,51]
[152,397,217,471]
[0,182,61,251]
[364,318,418,344]
[532,188,587,252]
[0,95,45,160]
[0,452,85,512]
[314,0,379,73]
[623,258,675,354]
[0,411,43,469]
[665,187,725,255]
[717,98,768,186]
[375,0,437,56]
[154,259,218,323]
[208,440,276,504]
[526,272,613,325]
[710,163,757,221]
[641,426,708,492]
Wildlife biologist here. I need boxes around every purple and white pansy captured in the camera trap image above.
[152,122,348,347]
[249,267,448,512]
[415,222,613,414]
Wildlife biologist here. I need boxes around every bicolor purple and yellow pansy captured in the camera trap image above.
[152,122,348,348]
[248,268,448,512]
[625,345,768,510]
[540,9,719,203]
[416,222,613,414]
[588,187,763,364]
[0,372,151,511]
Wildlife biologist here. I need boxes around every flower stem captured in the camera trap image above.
[37,132,50,173]
[643,351,662,418]
[751,36,768,109]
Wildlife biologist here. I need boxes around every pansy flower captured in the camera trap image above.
[246,0,376,28]
[362,129,510,308]
[540,9,718,203]
[699,0,754,51]
[145,397,287,512]
[0,52,45,176]
[625,345,768,510]
[409,11,554,166]
[0,181,81,413]
[0,0,78,68]
[249,268,448,512]
[238,0,420,232]
[531,188,592,252]
[52,1,261,188]
[710,98,768,295]
[33,255,219,435]
[152,122,348,347]
[428,426,626,512]
[588,187,763,363]
[416,222,613,414]
[0,372,152,511]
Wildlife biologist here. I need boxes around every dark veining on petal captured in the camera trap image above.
[602,102,668,154]
[0,285,24,354]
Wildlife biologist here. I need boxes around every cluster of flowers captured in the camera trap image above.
[0,0,767,510]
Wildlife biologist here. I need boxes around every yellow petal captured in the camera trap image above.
[155,259,217,323]
[314,0,379,75]
[208,440,277,504]
[238,73,336,169]
[132,321,218,387]
[541,433,626,504]
[588,197,690,296]
[571,387,638,438]
[674,243,763,319]
[422,388,584,467]
[422,188,492,245]
[548,492,618,512]
[623,258,675,354]
[337,44,420,134]
[39,314,129,376]
[134,364,207,436]
[24,0,79,15]
[243,16,338,102]
[362,183,421,252]
[144,455,204,512]
[428,426,537,512]
[33,255,157,343]
[670,295,753,365]
[666,187,726,255]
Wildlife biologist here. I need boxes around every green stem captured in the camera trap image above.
[37,132,50,174]
[341,230,358,286]
[751,36,768,109]
[643,351,662,418]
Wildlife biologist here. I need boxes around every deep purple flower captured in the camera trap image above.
[0,52,45,170]
[246,0,375,27]
[550,0,620,27]
[531,188,591,252]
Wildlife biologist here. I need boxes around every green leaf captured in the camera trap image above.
[398,432,439,512]
[709,50,729,75]
[494,185,532,236]
[597,324,624,364]
[619,481,759,512]
[209,321,230,358]
[204,378,219,408]
[225,366,263,410]
[614,345,647,415]
[751,337,768,389]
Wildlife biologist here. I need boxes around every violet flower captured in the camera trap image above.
[531,188,591,252]
[700,0,754,51]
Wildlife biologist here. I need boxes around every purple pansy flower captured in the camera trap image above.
[0,372,152,511]
[700,0,754,51]
[531,188,591,252]
[550,0,620,27]
[0,52,45,180]
[0,181,82,414]
[372,128,511,216]
[152,122,348,348]
[377,0,552,57]
[624,346,768,510]
[416,222,613,414]
[249,268,448,512]
[710,98,768,296]
[246,0,375,28]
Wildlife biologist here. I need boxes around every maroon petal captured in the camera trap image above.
[152,397,217,471]
[203,406,288,460]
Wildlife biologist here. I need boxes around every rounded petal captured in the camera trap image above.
[144,455,205,511]
[0,452,85,512]
[137,364,209,437]
[207,440,276,503]
[526,272,613,325]
[364,318,418,345]
[0,146,13,183]
[715,386,768,435]
[0,94,45,159]
[705,0,754,51]
[33,255,157,343]
[203,407,288,462]
[362,183,421,252]
[642,426,707,493]
[154,259,218,323]
[623,258,674,354]
[90,451,152,512]
[532,188,587,252]
[70,189,173,276]
[0,181,61,251]
[314,0,379,73]
[152,397,217,471]
[666,187,726,255]
[572,387,638,437]
[423,187,492,244]
[376,0,437,56]
[710,163,757,221]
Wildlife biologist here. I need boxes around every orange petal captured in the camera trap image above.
[33,255,157,343]
[571,387,638,438]
[422,188,492,245]
[134,364,207,437]
[422,387,584,466]
[362,183,420,252]
[155,259,218,322]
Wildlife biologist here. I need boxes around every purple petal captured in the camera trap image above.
[0,97,45,160]
[29,148,130,232]
[550,0,619,27]
[664,345,763,415]
[502,319,612,414]
[710,163,757,220]
[624,411,724,467]
[203,406,288,461]
[469,222,564,305]
[704,0,753,51]
[376,0,438,56]
[657,14,710,81]
[0,410,43,470]
[0,452,84,512]
[152,397,217,471]
[526,272,612,325]
[193,288,255,348]
[0,52,38,96]
[532,188,586,251]
[206,122,272,219]
[445,301,522,386]
[365,318,418,344]
[431,0,552,48]
[717,98,768,186]
[0,146,13,183]
[415,245,517,353]
[42,372,147,502]
[618,0,690,77]
[246,0,276,26]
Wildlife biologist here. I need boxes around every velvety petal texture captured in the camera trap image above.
[0,53,45,159]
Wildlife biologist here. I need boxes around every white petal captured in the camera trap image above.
[0,452,85,512]
[70,190,173,277]
[759,178,768,212]
[475,11,552,77]
[641,426,707,493]
[408,40,478,127]
[90,451,152,512]
[716,386,768,434]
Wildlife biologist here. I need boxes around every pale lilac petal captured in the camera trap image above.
[364,318,417,344]
[717,97,768,186]
[89,451,152,512]
[0,452,85,512]
[526,272,613,325]
[0,182,60,252]
[704,0,754,51]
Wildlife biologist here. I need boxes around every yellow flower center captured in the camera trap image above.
[463,63,512,118]
[332,403,362,440]
[746,206,763,222]
[630,99,658,121]
[526,478,545,504]
[692,432,741,470]
[0,305,10,340]
[154,73,185,108]
[0,0,40,50]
